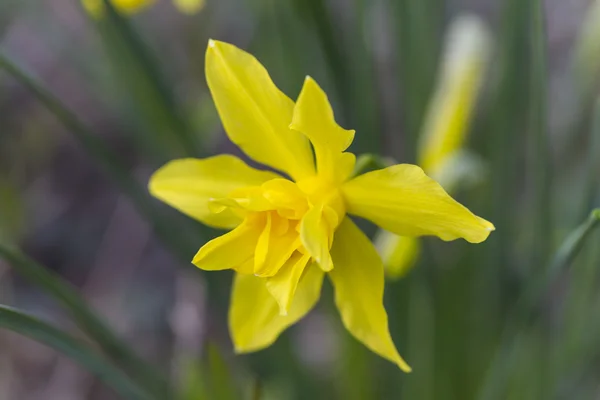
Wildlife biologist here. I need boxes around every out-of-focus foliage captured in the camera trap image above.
[1,0,600,399]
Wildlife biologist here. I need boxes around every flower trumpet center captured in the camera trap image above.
[208,177,345,277]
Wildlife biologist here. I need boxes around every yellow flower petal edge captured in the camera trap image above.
[330,218,411,372]
[266,253,312,315]
[192,218,258,272]
[229,265,323,353]
[342,164,494,243]
[148,155,280,229]
[290,76,355,183]
[300,204,334,272]
[149,39,494,372]
[205,40,315,181]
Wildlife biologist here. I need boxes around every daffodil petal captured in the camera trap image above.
[300,205,333,271]
[329,217,411,372]
[254,222,300,277]
[254,213,272,271]
[229,265,324,353]
[261,179,308,214]
[149,155,280,229]
[266,252,312,315]
[374,231,421,280]
[171,0,205,14]
[290,76,355,182]
[192,219,259,272]
[342,164,494,243]
[205,40,315,181]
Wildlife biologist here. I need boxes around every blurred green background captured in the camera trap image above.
[1,0,600,399]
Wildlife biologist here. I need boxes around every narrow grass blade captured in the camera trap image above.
[0,305,150,400]
[546,209,600,275]
[0,51,199,261]
[486,0,530,267]
[0,243,172,398]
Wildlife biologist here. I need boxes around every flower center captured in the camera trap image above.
[210,177,345,227]
[207,177,345,281]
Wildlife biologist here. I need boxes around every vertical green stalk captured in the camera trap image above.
[527,10,552,394]
[488,0,530,270]
[529,0,552,269]
[394,0,442,162]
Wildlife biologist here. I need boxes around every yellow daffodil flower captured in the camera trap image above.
[82,0,205,16]
[149,39,494,372]
[376,15,491,279]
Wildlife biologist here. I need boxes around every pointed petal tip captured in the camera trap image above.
[392,350,412,372]
[468,220,495,244]
[399,362,412,373]
[206,39,224,54]
[478,217,495,232]
[206,39,217,55]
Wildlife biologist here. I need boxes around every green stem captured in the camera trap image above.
[0,305,151,400]
[0,243,172,398]
[529,0,552,268]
